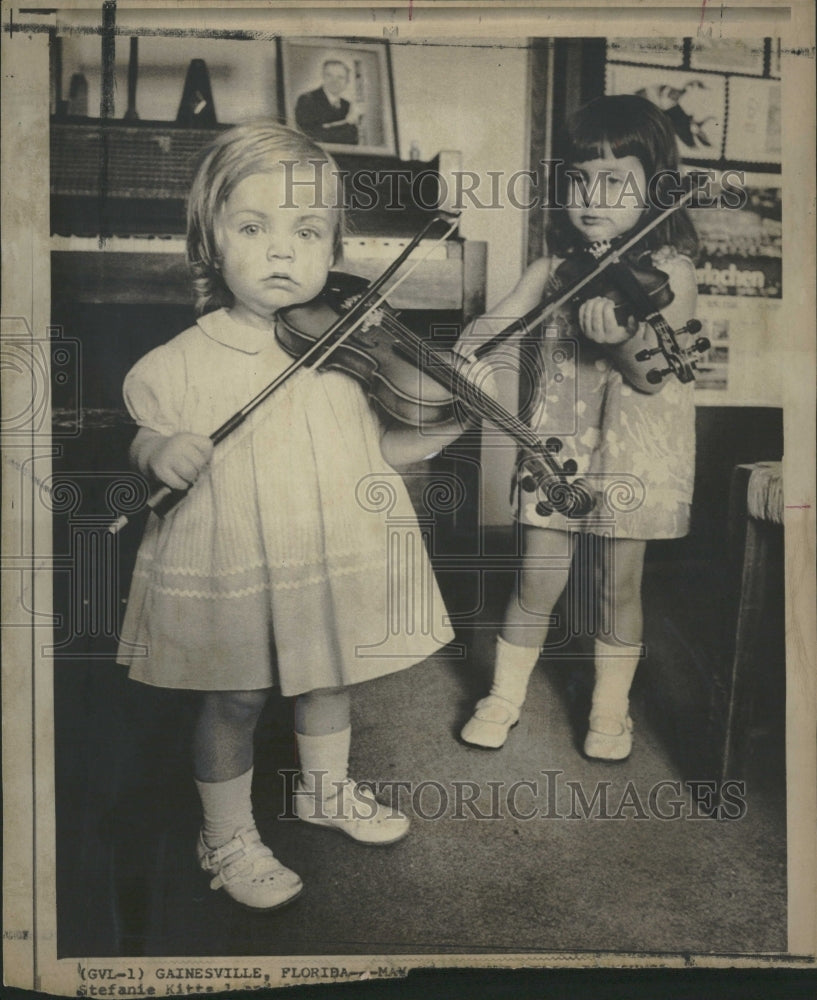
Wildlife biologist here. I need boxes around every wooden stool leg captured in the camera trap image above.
[718,517,771,785]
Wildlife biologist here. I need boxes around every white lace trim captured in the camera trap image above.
[135,553,266,577]
[131,553,384,599]
[137,546,380,575]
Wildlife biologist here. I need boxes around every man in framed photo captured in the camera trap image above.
[294,58,363,145]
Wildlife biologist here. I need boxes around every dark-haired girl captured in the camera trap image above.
[460,95,699,762]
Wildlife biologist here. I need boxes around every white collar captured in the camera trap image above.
[197,309,276,355]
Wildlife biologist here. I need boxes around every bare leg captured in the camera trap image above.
[502,526,577,647]
[585,536,646,760]
[193,688,271,783]
[598,536,646,648]
[295,686,350,736]
[461,527,575,748]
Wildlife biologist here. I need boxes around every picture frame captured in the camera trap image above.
[725,76,782,164]
[277,36,399,157]
[606,63,726,161]
[606,37,685,68]
[689,37,766,75]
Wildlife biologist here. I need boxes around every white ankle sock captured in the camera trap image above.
[591,639,640,721]
[296,728,351,801]
[489,636,541,708]
[195,766,254,849]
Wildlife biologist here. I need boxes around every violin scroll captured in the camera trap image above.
[634,318,711,385]
[518,465,595,519]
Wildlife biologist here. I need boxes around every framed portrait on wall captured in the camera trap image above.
[278,37,399,156]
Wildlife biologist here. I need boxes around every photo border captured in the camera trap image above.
[2,2,816,996]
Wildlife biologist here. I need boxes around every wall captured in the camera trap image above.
[390,40,529,306]
[59,34,529,307]
[391,42,530,526]
[58,32,531,526]
[58,35,277,123]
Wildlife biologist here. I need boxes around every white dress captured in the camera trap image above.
[116,309,455,694]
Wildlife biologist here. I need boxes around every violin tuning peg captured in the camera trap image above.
[694,336,711,354]
[646,368,668,385]
[636,347,661,361]
[545,436,562,454]
[520,475,537,493]
[562,459,578,476]
[535,501,554,517]
[684,319,703,335]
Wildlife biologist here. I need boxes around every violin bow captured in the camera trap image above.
[109,211,461,534]
[466,183,699,364]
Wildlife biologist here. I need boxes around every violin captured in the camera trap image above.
[551,252,674,328]
[277,272,457,428]
[109,210,595,532]
[110,211,463,531]
[551,249,710,384]
[467,187,710,385]
[279,271,596,519]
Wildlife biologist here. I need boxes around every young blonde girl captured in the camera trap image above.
[460,94,699,761]
[117,121,464,910]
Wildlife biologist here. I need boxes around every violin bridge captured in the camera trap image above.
[340,293,384,333]
[340,294,362,313]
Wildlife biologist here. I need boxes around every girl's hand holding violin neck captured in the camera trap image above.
[577,295,640,345]
[132,429,214,491]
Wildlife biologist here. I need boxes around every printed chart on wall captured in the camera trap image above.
[691,175,782,403]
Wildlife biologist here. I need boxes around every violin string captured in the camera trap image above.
[376,311,564,479]
[313,215,461,369]
[469,185,697,364]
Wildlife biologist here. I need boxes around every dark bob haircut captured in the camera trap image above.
[546,94,699,261]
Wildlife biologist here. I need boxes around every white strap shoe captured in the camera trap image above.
[583,715,634,761]
[460,695,520,749]
[294,779,410,845]
[197,827,303,910]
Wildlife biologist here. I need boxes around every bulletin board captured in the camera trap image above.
[605,37,783,406]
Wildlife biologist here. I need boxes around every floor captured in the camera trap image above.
[53,530,788,960]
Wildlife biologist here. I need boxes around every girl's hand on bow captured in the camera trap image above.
[578,296,639,345]
[134,430,214,490]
